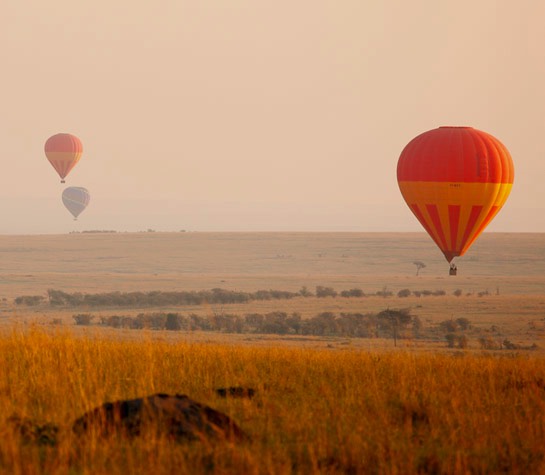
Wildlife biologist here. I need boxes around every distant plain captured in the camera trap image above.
[1,232,544,350]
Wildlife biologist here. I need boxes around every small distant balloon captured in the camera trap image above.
[397,126,514,269]
[45,133,83,183]
[62,187,90,220]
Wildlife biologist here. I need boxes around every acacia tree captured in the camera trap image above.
[413,261,426,276]
[377,308,413,347]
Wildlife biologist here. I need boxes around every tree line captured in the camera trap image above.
[71,311,538,351]
[12,286,478,308]
[73,308,419,343]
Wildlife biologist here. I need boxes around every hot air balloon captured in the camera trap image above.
[44,133,83,183]
[62,187,90,220]
[397,126,514,274]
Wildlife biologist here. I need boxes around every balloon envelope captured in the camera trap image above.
[397,126,514,262]
[62,187,90,220]
[45,133,83,182]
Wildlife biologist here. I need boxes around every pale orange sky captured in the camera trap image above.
[2,1,544,233]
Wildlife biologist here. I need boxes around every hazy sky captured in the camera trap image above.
[2,1,544,234]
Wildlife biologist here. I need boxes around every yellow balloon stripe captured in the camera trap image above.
[45,151,82,179]
[398,181,513,260]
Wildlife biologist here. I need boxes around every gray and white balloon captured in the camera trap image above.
[62,187,90,220]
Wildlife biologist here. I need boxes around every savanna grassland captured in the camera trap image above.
[1,329,544,474]
[1,232,545,474]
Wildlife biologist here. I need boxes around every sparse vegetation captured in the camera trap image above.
[13,295,45,306]
[72,314,95,325]
[340,288,365,298]
[315,286,338,298]
[397,288,411,298]
[445,333,469,348]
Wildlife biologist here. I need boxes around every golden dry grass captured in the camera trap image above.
[1,327,544,474]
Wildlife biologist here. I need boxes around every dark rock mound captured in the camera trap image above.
[215,387,256,399]
[72,393,248,442]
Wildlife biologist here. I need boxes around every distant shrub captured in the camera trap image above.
[456,318,471,331]
[340,288,365,298]
[457,335,468,349]
[453,289,463,297]
[73,314,94,326]
[14,295,45,306]
[376,287,393,298]
[397,289,411,298]
[439,318,471,334]
[445,333,457,348]
[412,316,423,337]
[445,333,468,349]
[303,312,338,336]
[440,319,458,333]
[503,339,521,350]
[315,286,337,298]
[165,313,182,331]
[478,337,501,350]
[298,286,313,297]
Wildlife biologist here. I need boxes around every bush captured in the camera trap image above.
[478,337,501,350]
[165,313,182,331]
[298,286,313,297]
[397,289,411,298]
[446,333,468,349]
[14,295,46,306]
[457,335,469,349]
[503,339,521,350]
[445,333,457,348]
[340,288,364,298]
[439,319,458,333]
[73,314,95,326]
[376,287,393,298]
[456,318,471,331]
[315,286,337,298]
[453,289,463,297]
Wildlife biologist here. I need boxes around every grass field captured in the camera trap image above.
[1,328,544,474]
[1,232,544,473]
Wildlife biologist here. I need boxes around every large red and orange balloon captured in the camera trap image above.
[397,126,514,263]
[44,133,83,183]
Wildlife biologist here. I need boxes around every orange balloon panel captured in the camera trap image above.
[397,127,514,263]
[44,133,83,181]
[398,181,513,262]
